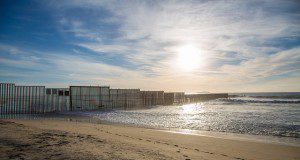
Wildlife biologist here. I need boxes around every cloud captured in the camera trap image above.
[2,0,299,92]
[0,45,44,69]
[0,44,23,55]
[52,0,299,64]
[0,57,40,68]
[77,43,130,55]
[0,43,154,88]
[219,47,300,83]
[58,18,103,41]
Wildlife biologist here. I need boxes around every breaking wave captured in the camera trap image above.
[216,98,300,104]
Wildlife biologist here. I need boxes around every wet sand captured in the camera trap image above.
[0,119,299,160]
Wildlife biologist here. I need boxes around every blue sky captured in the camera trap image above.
[0,0,299,92]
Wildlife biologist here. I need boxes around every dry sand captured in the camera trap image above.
[0,119,299,160]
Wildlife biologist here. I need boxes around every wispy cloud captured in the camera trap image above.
[0,43,153,88]
[77,43,130,55]
[0,44,24,55]
[1,0,299,91]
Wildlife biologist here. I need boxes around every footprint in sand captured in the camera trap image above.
[234,157,245,160]
[183,155,191,160]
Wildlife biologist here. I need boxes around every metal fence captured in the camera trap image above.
[45,88,70,112]
[185,93,228,103]
[164,92,185,105]
[0,83,45,114]
[2,83,230,114]
[174,92,185,104]
[141,91,164,106]
[0,83,15,114]
[110,89,142,109]
[70,86,111,111]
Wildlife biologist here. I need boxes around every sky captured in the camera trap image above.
[0,0,299,92]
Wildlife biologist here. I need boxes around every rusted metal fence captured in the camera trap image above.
[110,89,142,109]
[1,83,229,114]
[164,92,185,105]
[141,91,164,106]
[70,86,111,111]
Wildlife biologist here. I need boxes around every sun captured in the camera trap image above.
[176,44,202,71]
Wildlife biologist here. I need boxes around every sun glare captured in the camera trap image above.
[176,44,202,71]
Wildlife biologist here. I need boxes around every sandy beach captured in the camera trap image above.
[0,119,299,160]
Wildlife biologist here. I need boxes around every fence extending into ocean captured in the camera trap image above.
[0,83,228,114]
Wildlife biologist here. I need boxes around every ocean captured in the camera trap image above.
[65,92,300,146]
[1,92,299,146]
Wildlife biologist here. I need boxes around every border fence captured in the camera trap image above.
[45,88,70,112]
[110,89,142,109]
[70,86,111,111]
[0,83,45,114]
[0,83,228,114]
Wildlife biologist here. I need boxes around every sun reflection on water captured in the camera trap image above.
[180,103,205,127]
[181,103,201,114]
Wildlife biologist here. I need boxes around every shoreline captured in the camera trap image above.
[1,118,299,160]
[86,118,300,147]
[1,113,299,147]
[159,129,300,147]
